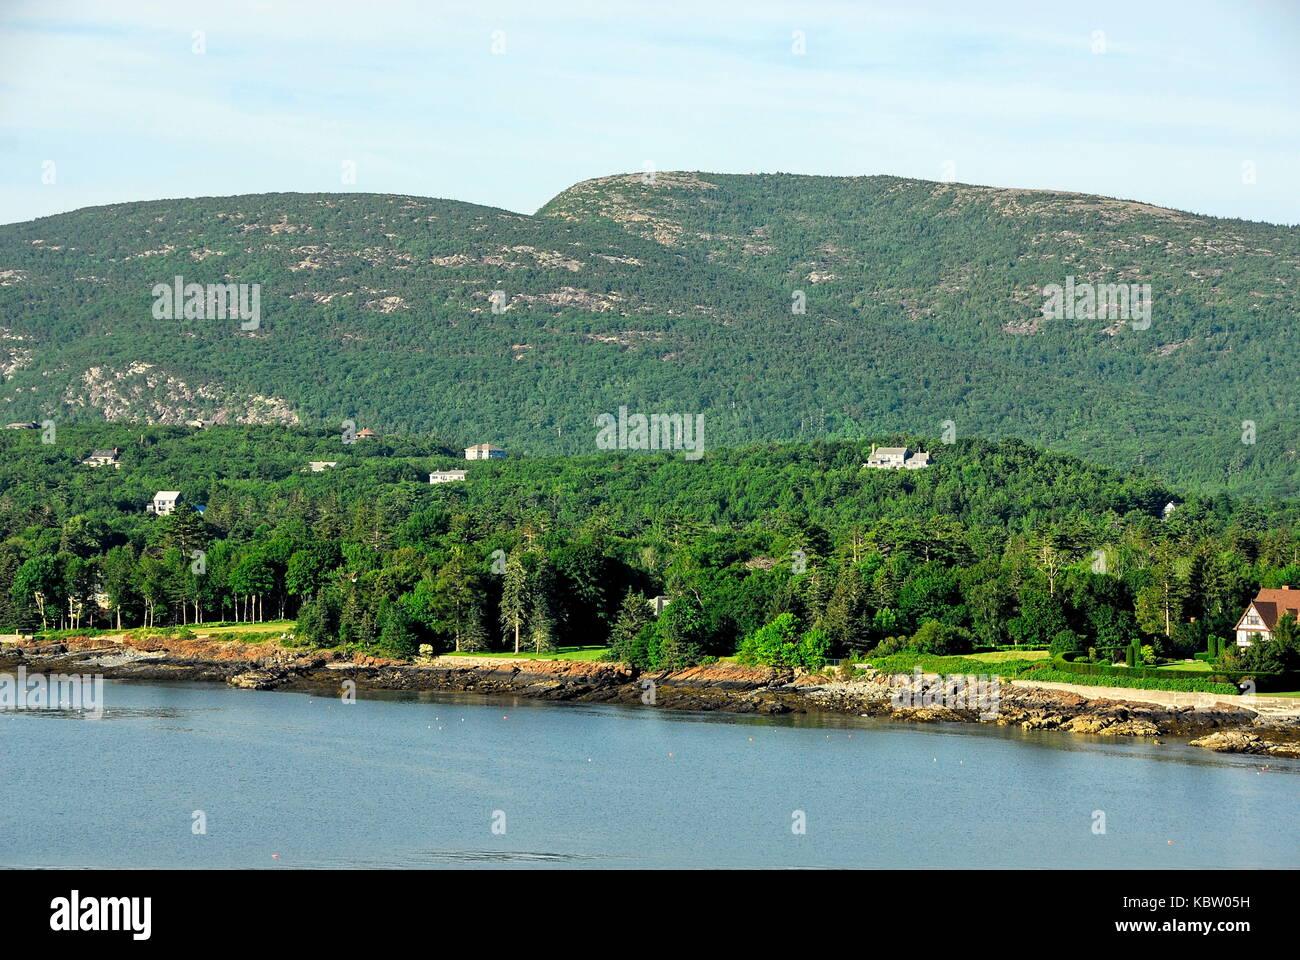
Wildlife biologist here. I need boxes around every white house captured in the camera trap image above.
[1233,587,1300,647]
[647,595,672,616]
[146,491,182,516]
[82,447,121,468]
[865,445,932,470]
[465,443,506,461]
[429,470,468,484]
[307,461,337,472]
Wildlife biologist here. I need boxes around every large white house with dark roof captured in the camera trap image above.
[864,445,932,470]
[82,447,121,468]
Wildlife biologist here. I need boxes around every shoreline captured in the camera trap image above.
[4,633,1300,758]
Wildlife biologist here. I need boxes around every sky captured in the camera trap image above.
[1,0,1298,226]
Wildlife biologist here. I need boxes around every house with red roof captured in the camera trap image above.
[1233,587,1300,647]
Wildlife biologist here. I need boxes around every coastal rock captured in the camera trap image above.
[1098,719,1160,737]
[1059,715,1158,737]
[654,663,791,690]
[1062,715,1110,734]
[893,706,969,723]
[1190,731,1300,757]
[1020,714,1066,730]
[21,643,64,656]
[227,669,286,690]
[1189,732,1269,754]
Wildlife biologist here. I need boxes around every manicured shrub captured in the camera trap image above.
[1049,629,1085,657]
[870,635,910,657]
[910,620,976,656]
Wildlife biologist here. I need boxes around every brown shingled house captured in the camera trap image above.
[1233,586,1300,647]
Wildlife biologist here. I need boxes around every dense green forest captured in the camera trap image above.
[1,172,1296,496]
[2,426,1297,675]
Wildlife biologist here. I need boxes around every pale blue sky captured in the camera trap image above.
[2,0,1298,225]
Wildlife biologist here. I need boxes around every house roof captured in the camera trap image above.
[154,490,181,500]
[1241,588,1300,630]
[873,446,909,456]
[466,442,503,450]
[88,449,118,458]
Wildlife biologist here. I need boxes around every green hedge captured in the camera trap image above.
[1029,668,1239,695]
[1052,654,1295,691]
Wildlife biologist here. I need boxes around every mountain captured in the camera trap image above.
[1,172,1296,496]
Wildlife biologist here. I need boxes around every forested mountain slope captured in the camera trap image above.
[1,173,1296,495]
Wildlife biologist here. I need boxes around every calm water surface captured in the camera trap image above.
[1,680,1296,868]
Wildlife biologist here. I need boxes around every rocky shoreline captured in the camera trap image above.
[4,633,1299,757]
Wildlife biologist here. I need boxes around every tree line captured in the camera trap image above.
[1,427,1296,671]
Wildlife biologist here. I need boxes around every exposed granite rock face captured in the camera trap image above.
[2,634,1295,749]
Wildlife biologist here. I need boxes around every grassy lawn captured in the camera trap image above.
[864,651,1044,678]
[1155,659,1211,672]
[194,620,295,636]
[442,645,609,661]
[966,650,1051,663]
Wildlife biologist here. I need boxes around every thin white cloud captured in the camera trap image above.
[1,0,1297,224]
